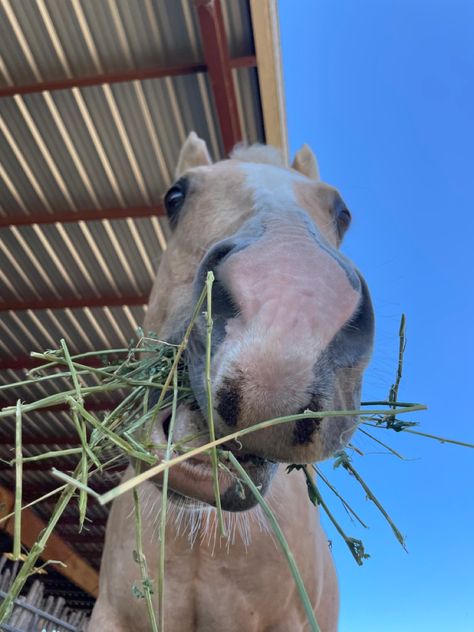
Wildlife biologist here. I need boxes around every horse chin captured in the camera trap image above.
[149,404,278,512]
[157,459,277,512]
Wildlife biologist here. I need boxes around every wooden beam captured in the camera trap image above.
[61,534,105,545]
[249,0,288,164]
[0,293,148,312]
[0,398,122,415]
[0,56,256,98]
[0,485,99,597]
[0,435,82,446]
[195,0,242,155]
[0,462,126,472]
[0,355,106,371]
[0,205,163,228]
[21,483,111,499]
[58,516,107,527]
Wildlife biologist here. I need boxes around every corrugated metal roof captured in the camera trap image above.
[0,0,282,613]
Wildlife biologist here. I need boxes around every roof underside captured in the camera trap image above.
[0,0,286,613]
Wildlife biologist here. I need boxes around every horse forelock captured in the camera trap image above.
[230,143,285,167]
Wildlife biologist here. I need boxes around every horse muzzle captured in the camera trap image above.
[187,208,375,464]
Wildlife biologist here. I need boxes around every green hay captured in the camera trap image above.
[1,289,471,630]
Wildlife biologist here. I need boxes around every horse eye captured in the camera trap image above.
[164,178,188,227]
[337,208,351,232]
[331,192,351,239]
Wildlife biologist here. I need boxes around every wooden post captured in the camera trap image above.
[195,0,243,155]
[249,0,288,164]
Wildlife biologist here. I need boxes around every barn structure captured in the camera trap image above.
[0,0,288,622]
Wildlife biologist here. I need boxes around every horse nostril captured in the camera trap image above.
[162,412,172,438]
[204,241,235,273]
[212,278,240,320]
[216,376,243,427]
[293,401,323,446]
[198,240,240,320]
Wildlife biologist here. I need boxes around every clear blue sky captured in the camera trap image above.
[279,1,474,630]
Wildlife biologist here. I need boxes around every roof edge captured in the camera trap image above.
[249,0,289,165]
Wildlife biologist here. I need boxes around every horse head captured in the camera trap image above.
[143,132,374,511]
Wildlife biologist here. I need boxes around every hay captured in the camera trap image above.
[1,275,470,631]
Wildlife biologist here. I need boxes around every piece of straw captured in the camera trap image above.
[301,465,369,566]
[0,476,78,624]
[133,489,159,632]
[313,465,368,528]
[358,427,408,459]
[204,271,225,537]
[388,314,406,414]
[0,485,67,527]
[143,280,209,443]
[363,422,474,448]
[226,452,321,632]
[333,452,406,550]
[13,400,22,560]
[158,359,179,632]
[97,404,426,505]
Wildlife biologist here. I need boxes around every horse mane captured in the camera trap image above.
[230,143,285,167]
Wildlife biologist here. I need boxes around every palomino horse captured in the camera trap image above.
[89,133,374,631]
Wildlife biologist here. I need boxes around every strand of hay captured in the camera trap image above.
[157,363,179,632]
[204,272,226,538]
[95,403,426,506]
[226,452,321,632]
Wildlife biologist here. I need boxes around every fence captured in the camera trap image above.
[0,556,88,632]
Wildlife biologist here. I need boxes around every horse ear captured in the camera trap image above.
[175,132,212,178]
[291,144,320,181]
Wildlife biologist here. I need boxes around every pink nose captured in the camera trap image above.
[218,214,360,353]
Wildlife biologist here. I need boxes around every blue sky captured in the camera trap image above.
[279,1,474,630]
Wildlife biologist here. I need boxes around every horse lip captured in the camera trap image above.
[149,401,278,509]
[154,443,272,507]
[185,452,268,471]
[219,440,270,465]
[158,402,269,469]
